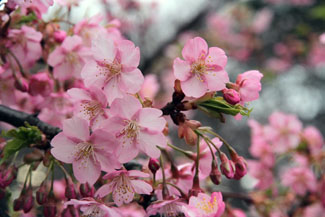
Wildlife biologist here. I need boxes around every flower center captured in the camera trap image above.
[192,61,207,82]
[74,142,95,167]
[66,52,79,64]
[81,100,103,120]
[195,196,218,214]
[96,59,122,83]
[82,205,104,217]
[116,120,140,144]
[161,203,185,217]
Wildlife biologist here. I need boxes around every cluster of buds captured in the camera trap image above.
[219,150,247,180]
[13,186,34,213]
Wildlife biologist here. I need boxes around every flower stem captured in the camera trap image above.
[159,155,169,199]
[167,143,194,159]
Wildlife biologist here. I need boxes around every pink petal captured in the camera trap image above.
[103,77,125,104]
[119,68,144,94]
[95,182,115,198]
[137,108,166,132]
[137,131,166,158]
[173,58,191,81]
[206,47,227,68]
[91,129,117,153]
[181,76,207,98]
[100,116,125,134]
[204,69,229,91]
[109,95,141,119]
[73,157,101,185]
[47,47,64,66]
[130,180,152,194]
[81,60,105,88]
[128,170,150,178]
[182,37,208,62]
[112,180,134,206]
[95,151,121,172]
[67,88,92,102]
[63,117,90,141]
[53,61,73,80]
[118,40,140,67]
[62,35,82,52]
[116,141,139,163]
[92,34,116,62]
[50,132,77,163]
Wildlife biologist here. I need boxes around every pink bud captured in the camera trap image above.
[14,78,29,92]
[0,165,17,188]
[222,88,240,105]
[36,182,48,205]
[23,187,34,213]
[220,153,235,179]
[62,205,80,217]
[28,72,53,97]
[53,30,67,43]
[65,179,77,200]
[79,183,95,198]
[13,195,24,211]
[233,156,248,180]
[148,158,160,175]
[43,204,57,217]
[210,160,222,185]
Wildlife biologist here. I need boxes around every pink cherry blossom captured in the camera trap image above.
[303,203,325,217]
[48,35,89,81]
[303,126,324,155]
[50,117,120,185]
[95,170,152,206]
[65,198,122,217]
[100,95,167,163]
[247,160,274,190]
[81,34,144,104]
[186,192,225,217]
[0,65,16,105]
[67,86,109,129]
[264,112,302,153]
[7,25,42,69]
[28,71,53,97]
[146,198,188,217]
[9,0,53,18]
[117,203,146,217]
[173,37,229,98]
[56,0,81,7]
[236,70,263,103]
[139,74,160,100]
[282,166,317,196]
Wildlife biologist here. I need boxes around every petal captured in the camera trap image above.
[99,116,125,134]
[173,58,192,81]
[95,151,121,172]
[81,60,105,88]
[119,68,144,94]
[50,132,77,163]
[130,180,152,195]
[47,47,64,66]
[182,37,208,62]
[181,76,207,98]
[109,95,141,119]
[92,34,117,62]
[118,40,140,67]
[137,131,166,158]
[53,61,73,80]
[67,88,92,102]
[73,157,101,185]
[116,141,139,163]
[128,170,150,178]
[137,108,166,132]
[113,180,134,206]
[95,182,115,198]
[206,47,227,68]
[103,77,125,105]
[204,69,229,91]
[63,117,90,141]
[62,35,82,51]
[91,129,117,153]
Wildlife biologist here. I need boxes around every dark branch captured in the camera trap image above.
[0,105,61,140]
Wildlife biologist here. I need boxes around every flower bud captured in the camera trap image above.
[13,196,24,211]
[79,183,95,198]
[233,156,248,180]
[43,204,57,217]
[36,182,48,205]
[53,30,66,43]
[0,165,17,188]
[65,178,77,200]
[222,88,240,105]
[14,78,29,92]
[210,160,222,185]
[28,72,53,97]
[148,158,160,175]
[220,153,235,179]
[62,205,80,217]
[23,187,34,213]
[178,123,198,146]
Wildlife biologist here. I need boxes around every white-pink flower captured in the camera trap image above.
[101,95,167,163]
[173,37,229,98]
[50,117,120,185]
[65,198,122,217]
[236,70,263,103]
[96,170,152,206]
[48,35,89,81]
[186,192,225,217]
[146,198,188,217]
[67,86,109,129]
[81,34,144,104]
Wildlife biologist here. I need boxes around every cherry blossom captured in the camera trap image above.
[48,35,89,81]
[235,70,263,103]
[173,37,229,98]
[81,34,144,104]
[145,198,188,217]
[100,95,167,163]
[95,170,152,206]
[51,117,120,185]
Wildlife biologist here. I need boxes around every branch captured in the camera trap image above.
[0,105,61,140]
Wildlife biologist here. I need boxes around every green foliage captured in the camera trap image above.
[1,123,42,163]
[197,96,252,120]
[309,5,325,20]
[16,12,37,25]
